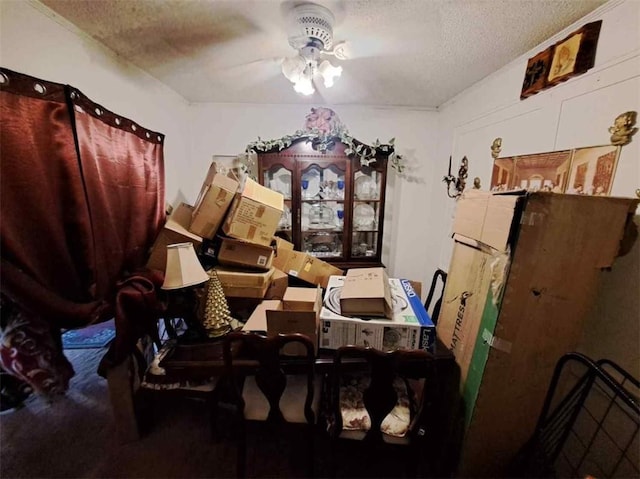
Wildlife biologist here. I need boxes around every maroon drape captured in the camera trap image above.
[0,68,165,395]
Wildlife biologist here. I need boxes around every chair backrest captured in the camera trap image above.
[223,331,316,425]
[424,269,447,325]
[331,345,437,444]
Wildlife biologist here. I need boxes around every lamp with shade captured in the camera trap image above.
[162,243,233,339]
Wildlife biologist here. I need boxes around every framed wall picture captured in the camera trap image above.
[491,150,572,192]
[521,48,552,99]
[566,145,621,196]
[490,157,516,191]
[511,150,573,192]
[547,20,602,86]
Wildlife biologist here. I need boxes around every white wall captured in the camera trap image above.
[0,0,191,205]
[434,0,640,375]
[188,103,439,286]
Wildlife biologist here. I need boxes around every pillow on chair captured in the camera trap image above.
[339,373,413,438]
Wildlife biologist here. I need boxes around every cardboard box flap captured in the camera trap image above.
[193,162,217,212]
[242,178,284,212]
[452,190,522,252]
[452,190,490,243]
[242,300,283,332]
[482,194,521,251]
[169,202,196,229]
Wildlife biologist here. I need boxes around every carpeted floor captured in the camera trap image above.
[0,347,440,479]
[0,348,237,478]
[0,348,335,479]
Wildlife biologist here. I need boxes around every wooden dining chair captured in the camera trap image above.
[223,331,321,478]
[326,345,444,477]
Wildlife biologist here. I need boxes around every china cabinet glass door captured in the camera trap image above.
[299,162,347,260]
[351,166,384,260]
[262,163,293,243]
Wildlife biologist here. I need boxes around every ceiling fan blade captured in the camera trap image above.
[206,57,285,90]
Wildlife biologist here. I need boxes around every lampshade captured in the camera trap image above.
[162,243,209,290]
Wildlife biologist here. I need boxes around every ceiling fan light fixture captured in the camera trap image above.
[293,75,315,96]
[282,55,306,84]
[318,60,342,88]
[283,2,343,95]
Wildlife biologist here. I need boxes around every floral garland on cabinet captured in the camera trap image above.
[246,107,406,174]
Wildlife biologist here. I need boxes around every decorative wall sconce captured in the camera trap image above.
[443,156,469,198]
[609,111,637,146]
[491,137,503,159]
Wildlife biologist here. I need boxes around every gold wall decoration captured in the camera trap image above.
[491,138,502,159]
[609,111,638,146]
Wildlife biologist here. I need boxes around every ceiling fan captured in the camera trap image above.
[280,2,349,95]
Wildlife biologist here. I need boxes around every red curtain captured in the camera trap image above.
[0,68,165,395]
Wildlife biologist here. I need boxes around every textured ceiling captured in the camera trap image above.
[39,0,607,108]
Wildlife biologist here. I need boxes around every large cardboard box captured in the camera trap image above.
[146,202,202,272]
[214,266,274,288]
[217,236,274,271]
[320,275,435,352]
[436,238,500,387]
[272,238,343,288]
[436,191,639,476]
[189,169,239,239]
[243,295,321,356]
[222,178,284,246]
[283,286,322,312]
[221,281,270,299]
[264,268,288,300]
[340,267,393,318]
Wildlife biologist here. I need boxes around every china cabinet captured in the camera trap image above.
[255,137,391,269]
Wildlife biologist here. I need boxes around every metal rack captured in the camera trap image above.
[514,352,639,478]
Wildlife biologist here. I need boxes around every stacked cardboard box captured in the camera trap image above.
[146,162,288,306]
[272,237,344,288]
[242,286,322,355]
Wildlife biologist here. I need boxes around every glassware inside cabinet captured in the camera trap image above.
[351,231,378,258]
[303,232,343,258]
[354,169,381,200]
[302,201,343,231]
[278,201,292,231]
[264,165,292,199]
[301,164,346,200]
[353,201,380,231]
